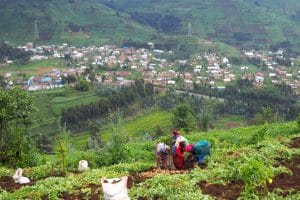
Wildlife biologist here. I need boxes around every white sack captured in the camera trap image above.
[101,176,130,200]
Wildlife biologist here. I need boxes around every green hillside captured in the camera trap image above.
[1,122,299,199]
[2,0,300,50]
[99,0,300,50]
[0,0,156,45]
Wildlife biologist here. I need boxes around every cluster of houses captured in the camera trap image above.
[2,66,87,91]
[2,42,300,93]
[244,49,300,91]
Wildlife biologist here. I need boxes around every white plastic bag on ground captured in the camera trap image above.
[101,176,130,200]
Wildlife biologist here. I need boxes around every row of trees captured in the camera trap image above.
[192,78,300,123]
[221,79,299,120]
[61,80,154,129]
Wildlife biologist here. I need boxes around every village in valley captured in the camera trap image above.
[1,42,300,94]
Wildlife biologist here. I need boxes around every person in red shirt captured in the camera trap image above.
[172,141,186,170]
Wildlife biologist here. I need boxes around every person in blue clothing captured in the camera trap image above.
[185,140,211,166]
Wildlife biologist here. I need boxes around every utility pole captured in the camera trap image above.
[34,20,39,40]
[187,22,192,37]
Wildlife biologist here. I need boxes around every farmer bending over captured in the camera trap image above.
[185,140,211,167]
[156,143,171,170]
[172,141,186,170]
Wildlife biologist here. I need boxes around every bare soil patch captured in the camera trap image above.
[199,180,244,200]
[59,183,101,200]
[128,168,190,189]
[289,137,300,148]
[0,176,34,192]
[268,157,300,193]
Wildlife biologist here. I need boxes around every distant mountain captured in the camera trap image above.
[98,0,300,51]
[0,0,156,45]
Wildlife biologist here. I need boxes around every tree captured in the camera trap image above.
[87,121,103,150]
[105,109,128,164]
[55,125,70,175]
[75,79,90,91]
[172,104,191,133]
[196,105,212,132]
[0,87,40,167]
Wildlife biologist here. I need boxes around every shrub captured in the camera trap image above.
[239,158,275,195]
[297,113,300,128]
[54,125,70,174]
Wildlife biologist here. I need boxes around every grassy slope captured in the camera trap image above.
[1,122,300,199]
[30,87,100,136]
[99,0,300,49]
[0,0,156,45]
[70,110,173,150]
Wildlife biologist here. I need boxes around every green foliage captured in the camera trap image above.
[172,104,191,133]
[130,174,208,199]
[1,121,300,199]
[75,79,90,91]
[101,0,300,51]
[254,107,282,125]
[0,0,155,45]
[196,105,213,132]
[248,125,268,145]
[0,87,42,167]
[105,110,128,165]
[223,80,299,120]
[0,167,13,178]
[54,125,70,174]
[297,113,300,129]
[28,162,53,180]
[153,125,164,138]
[87,121,103,150]
[239,158,275,194]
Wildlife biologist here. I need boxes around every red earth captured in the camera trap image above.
[0,176,35,192]
[199,180,244,200]
[289,137,300,148]
[268,157,300,193]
